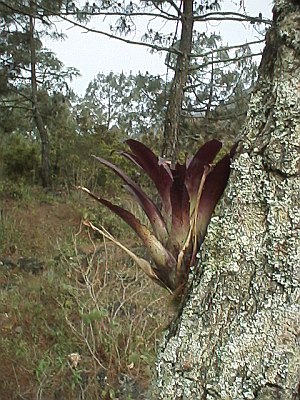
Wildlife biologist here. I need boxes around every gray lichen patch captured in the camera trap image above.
[265,77,300,176]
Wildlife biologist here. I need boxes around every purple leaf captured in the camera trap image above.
[79,187,177,291]
[80,139,235,293]
[230,141,239,158]
[168,163,190,254]
[92,155,168,244]
[196,153,231,242]
[185,139,222,210]
[123,139,173,217]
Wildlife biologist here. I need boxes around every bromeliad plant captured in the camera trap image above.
[79,139,235,294]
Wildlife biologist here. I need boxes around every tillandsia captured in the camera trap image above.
[79,139,236,294]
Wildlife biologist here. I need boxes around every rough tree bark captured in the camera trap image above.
[151,0,300,398]
[162,0,193,161]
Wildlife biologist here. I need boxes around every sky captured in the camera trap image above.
[44,1,273,96]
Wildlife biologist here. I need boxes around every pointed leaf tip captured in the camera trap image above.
[92,153,168,244]
[185,139,222,209]
[123,139,173,218]
[196,153,231,241]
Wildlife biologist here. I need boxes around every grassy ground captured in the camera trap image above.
[0,183,172,399]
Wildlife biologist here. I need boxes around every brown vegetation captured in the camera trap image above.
[0,186,172,399]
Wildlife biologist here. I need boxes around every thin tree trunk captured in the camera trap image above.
[151,0,300,398]
[162,0,194,161]
[204,53,214,137]
[29,1,51,188]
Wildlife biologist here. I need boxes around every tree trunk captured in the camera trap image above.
[151,1,300,398]
[161,0,193,161]
[29,1,51,188]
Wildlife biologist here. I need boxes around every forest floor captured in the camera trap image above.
[0,184,172,399]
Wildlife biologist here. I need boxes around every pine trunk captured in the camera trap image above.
[29,2,51,188]
[151,0,300,398]
[162,0,193,161]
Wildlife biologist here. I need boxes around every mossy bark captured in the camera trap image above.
[151,0,300,398]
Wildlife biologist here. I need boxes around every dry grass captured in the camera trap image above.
[0,185,173,399]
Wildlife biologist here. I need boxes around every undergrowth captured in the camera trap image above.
[0,183,172,399]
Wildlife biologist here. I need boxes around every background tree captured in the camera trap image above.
[0,0,79,186]
[83,71,166,135]
[161,0,194,160]
[173,31,257,148]
[80,59,256,152]
[35,0,271,159]
[150,0,300,398]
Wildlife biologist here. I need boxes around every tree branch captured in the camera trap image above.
[191,39,264,58]
[189,52,262,72]
[45,11,183,55]
[194,11,272,25]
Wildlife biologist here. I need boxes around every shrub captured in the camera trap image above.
[1,133,39,181]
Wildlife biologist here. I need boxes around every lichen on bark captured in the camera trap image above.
[150,1,300,399]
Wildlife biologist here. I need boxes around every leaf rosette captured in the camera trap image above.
[79,139,235,293]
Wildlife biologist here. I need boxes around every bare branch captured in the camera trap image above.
[194,11,272,25]
[150,0,182,19]
[181,110,247,120]
[191,39,265,58]
[3,0,268,61]
[46,11,182,55]
[0,104,32,111]
[189,52,262,72]
[163,0,182,16]
[50,9,178,21]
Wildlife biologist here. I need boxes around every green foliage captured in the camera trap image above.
[0,0,80,188]
[0,133,40,181]
[81,307,108,324]
[83,71,167,136]
[58,128,129,189]
[0,94,32,136]
[0,179,35,201]
[0,0,77,93]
